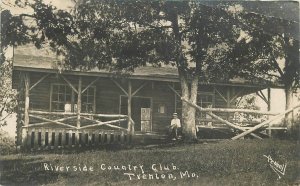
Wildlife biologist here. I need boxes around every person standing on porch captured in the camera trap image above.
[170,113,181,140]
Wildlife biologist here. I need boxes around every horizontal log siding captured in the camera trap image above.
[26,72,50,111]
[95,79,123,114]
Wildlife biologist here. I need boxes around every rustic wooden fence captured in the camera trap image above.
[182,97,300,140]
[20,110,133,150]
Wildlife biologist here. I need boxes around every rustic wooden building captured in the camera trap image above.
[12,46,275,149]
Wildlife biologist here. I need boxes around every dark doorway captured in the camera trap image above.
[120,96,152,132]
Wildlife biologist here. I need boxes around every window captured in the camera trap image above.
[82,87,95,113]
[51,84,95,113]
[51,84,72,112]
[196,93,214,124]
[158,104,166,114]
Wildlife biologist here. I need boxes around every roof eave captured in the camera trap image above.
[13,66,284,88]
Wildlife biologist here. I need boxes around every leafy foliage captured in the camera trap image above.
[0,54,17,127]
[1,9,32,47]
[0,129,15,155]
[12,1,298,85]
[4,1,244,77]
[3,1,298,84]
[224,2,299,88]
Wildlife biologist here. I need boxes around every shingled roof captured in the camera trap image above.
[13,45,281,88]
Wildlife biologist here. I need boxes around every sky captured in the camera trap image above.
[1,0,299,137]
[2,0,74,14]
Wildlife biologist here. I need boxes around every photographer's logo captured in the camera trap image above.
[263,155,287,179]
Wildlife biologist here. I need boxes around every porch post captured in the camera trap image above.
[173,83,177,113]
[127,80,133,134]
[226,87,231,120]
[77,76,82,128]
[24,73,30,126]
[76,77,82,145]
[22,73,30,148]
[267,88,271,137]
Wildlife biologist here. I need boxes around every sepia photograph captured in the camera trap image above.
[0,0,299,185]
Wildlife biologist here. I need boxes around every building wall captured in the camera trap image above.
[13,70,256,134]
[12,71,177,134]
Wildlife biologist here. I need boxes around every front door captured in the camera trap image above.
[141,108,151,132]
[120,96,152,132]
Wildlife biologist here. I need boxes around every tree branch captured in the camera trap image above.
[0,97,9,115]
[0,113,11,122]
[140,22,172,30]
[18,13,36,19]
[265,73,281,78]
[271,57,284,77]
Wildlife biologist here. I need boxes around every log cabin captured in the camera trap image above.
[12,45,279,150]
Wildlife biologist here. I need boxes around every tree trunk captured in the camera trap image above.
[180,74,198,141]
[170,10,198,141]
[285,83,294,133]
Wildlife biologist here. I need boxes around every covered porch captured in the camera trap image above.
[14,68,296,150]
[16,72,141,150]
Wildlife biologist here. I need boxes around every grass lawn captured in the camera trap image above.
[0,139,299,186]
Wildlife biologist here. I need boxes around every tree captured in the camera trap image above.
[1,3,50,126]
[0,9,20,127]
[221,2,299,132]
[5,0,296,140]
[70,1,243,141]
[0,54,17,127]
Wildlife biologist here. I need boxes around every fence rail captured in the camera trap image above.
[182,97,300,140]
[20,110,133,150]
[25,110,130,130]
[28,110,128,118]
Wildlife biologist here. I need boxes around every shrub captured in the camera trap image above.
[290,119,300,140]
[0,129,16,155]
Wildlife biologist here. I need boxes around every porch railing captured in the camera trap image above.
[21,110,134,150]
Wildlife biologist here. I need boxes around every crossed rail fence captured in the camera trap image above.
[21,111,134,150]
[20,100,300,150]
[182,97,300,140]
